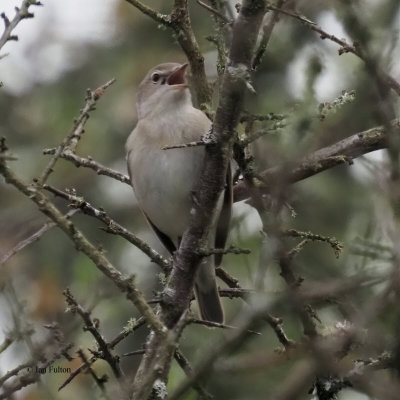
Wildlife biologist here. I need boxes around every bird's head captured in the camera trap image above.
[136,62,191,119]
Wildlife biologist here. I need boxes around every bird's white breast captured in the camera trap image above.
[126,105,211,244]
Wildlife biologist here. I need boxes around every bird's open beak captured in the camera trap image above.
[167,63,189,87]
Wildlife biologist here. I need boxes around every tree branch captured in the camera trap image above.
[124,0,171,25]
[125,0,212,106]
[0,0,42,54]
[0,210,78,267]
[37,78,116,186]
[233,120,397,202]
[43,184,171,272]
[42,148,130,184]
[63,288,124,379]
[266,3,400,96]
[0,146,165,335]
[130,1,268,398]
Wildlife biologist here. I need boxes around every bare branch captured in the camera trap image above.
[36,78,116,186]
[63,288,124,379]
[124,0,171,25]
[43,184,171,272]
[76,349,109,395]
[0,145,165,335]
[266,3,400,96]
[197,245,251,257]
[284,229,343,259]
[168,299,274,400]
[216,266,295,349]
[189,317,261,335]
[125,0,212,106]
[174,350,213,400]
[0,0,42,53]
[196,0,231,25]
[161,140,206,150]
[233,120,397,202]
[42,148,130,184]
[0,210,78,267]
[0,342,72,400]
[58,317,145,392]
[252,0,286,69]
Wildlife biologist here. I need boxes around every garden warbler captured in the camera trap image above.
[126,63,231,323]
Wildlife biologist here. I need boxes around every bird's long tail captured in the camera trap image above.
[194,258,223,323]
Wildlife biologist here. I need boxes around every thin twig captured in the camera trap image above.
[218,287,255,298]
[162,140,206,150]
[0,210,78,266]
[77,349,109,394]
[266,3,400,95]
[0,0,41,52]
[59,317,145,391]
[42,148,130,184]
[190,318,261,335]
[124,0,171,25]
[0,143,166,335]
[174,349,213,400]
[198,245,251,257]
[125,0,212,106]
[43,184,171,272]
[284,229,343,259]
[196,0,231,24]
[64,288,124,379]
[36,78,116,186]
[123,349,146,357]
[233,121,397,202]
[0,336,14,354]
[252,0,286,69]
[169,300,275,400]
[0,360,34,387]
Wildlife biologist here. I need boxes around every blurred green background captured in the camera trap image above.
[1,0,399,399]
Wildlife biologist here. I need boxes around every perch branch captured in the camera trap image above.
[130,1,268,398]
[43,184,171,272]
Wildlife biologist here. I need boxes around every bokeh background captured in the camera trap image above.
[1,0,400,399]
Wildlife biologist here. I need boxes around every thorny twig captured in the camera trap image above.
[0,210,78,266]
[63,288,124,379]
[266,3,400,95]
[0,0,42,54]
[284,228,343,259]
[42,148,130,184]
[196,0,231,25]
[36,78,116,186]
[43,184,171,271]
[0,139,166,335]
[58,317,145,391]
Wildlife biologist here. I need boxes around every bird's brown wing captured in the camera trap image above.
[126,149,177,255]
[214,164,233,266]
[144,212,177,255]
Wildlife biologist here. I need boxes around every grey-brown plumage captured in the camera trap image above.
[126,63,231,323]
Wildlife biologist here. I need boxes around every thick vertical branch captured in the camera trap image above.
[131,1,268,399]
[170,0,212,107]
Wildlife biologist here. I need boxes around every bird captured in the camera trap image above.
[126,62,232,323]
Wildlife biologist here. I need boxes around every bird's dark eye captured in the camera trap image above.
[151,73,160,83]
